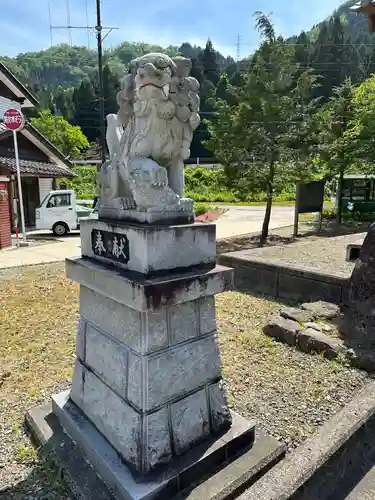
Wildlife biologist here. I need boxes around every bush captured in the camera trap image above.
[59,165,301,204]
[352,211,375,222]
[57,165,97,199]
[322,209,336,220]
[322,209,375,222]
[194,202,211,216]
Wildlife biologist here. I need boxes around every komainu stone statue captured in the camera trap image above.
[99,52,200,223]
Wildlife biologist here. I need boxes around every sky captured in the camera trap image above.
[1,0,345,58]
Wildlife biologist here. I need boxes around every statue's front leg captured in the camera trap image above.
[167,159,185,198]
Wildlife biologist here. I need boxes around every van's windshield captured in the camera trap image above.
[38,194,50,208]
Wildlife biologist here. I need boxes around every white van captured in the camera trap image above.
[35,189,95,236]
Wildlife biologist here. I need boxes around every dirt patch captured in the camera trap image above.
[0,263,77,498]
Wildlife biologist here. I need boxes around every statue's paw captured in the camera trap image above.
[179,198,194,213]
[150,166,168,187]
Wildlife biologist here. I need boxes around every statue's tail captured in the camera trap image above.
[106,114,122,160]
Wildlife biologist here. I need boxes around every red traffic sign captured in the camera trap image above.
[3,108,24,131]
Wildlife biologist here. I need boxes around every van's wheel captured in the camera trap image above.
[53,222,69,237]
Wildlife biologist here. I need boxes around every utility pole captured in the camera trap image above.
[96,0,106,168]
[48,0,118,169]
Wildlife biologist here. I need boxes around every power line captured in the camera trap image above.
[47,0,118,49]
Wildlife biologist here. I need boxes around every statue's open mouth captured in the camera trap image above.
[139,82,163,89]
[139,82,169,97]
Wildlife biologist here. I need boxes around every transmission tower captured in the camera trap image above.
[236,34,241,62]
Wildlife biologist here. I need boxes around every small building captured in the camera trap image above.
[0,61,75,245]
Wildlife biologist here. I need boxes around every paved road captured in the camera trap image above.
[216,205,295,239]
[0,205,296,269]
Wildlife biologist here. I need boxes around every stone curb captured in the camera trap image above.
[237,380,375,500]
[219,253,348,305]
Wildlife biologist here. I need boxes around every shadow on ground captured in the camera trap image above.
[0,458,70,500]
[217,221,370,257]
[296,221,370,239]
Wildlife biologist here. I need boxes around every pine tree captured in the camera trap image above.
[190,57,204,84]
[215,72,237,105]
[312,17,349,102]
[72,80,99,142]
[179,42,197,59]
[200,39,220,87]
[294,31,312,76]
[103,64,121,117]
[206,13,319,243]
[316,78,356,224]
[55,86,75,121]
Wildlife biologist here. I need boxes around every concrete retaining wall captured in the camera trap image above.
[239,381,375,500]
[219,252,349,305]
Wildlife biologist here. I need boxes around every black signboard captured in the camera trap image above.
[296,181,325,214]
[294,180,325,237]
[91,229,130,264]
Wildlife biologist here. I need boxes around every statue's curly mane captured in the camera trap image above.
[117,53,200,168]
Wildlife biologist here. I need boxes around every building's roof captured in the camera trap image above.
[351,1,375,12]
[0,62,39,108]
[26,123,73,167]
[0,121,74,171]
[0,156,76,178]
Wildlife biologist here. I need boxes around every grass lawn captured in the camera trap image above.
[0,263,370,498]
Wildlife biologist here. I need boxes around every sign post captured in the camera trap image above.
[3,108,26,242]
[294,180,325,237]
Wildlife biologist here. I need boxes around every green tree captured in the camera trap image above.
[31,109,89,159]
[315,78,356,224]
[190,57,204,84]
[293,31,312,77]
[328,75,375,182]
[215,72,237,105]
[200,39,220,87]
[55,86,75,121]
[72,79,99,142]
[103,64,121,117]
[312,16,352,101]
[349,75,375,163]
[206,12,319,243]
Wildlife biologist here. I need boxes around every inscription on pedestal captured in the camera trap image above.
[92,229,130,264]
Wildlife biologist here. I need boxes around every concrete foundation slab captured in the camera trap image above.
[26,397,285,500]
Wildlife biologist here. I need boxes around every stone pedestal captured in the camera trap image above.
[48,218,260,499]
[66,255,233,477]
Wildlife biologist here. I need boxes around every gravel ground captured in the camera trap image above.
[0,260,371,498]
[217,291,371,451]
[232,232,366,276]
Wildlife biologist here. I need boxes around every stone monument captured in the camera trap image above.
[27,53,284,500]
[345,222,375,349]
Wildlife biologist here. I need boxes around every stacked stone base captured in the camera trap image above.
[51,391,255,500]
[66,255,233,476]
